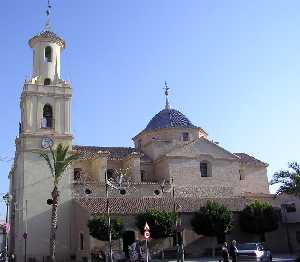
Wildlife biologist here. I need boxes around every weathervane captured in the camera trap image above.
[164,81,170,109]
[44,0,52,31]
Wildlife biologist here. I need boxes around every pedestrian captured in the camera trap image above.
[229,240,238,262]
[222,242,230,262]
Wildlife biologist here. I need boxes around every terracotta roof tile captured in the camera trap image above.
[29,30,65,48]
[73,145,138,160]
[75,194,278,215]
[234,153,268,167]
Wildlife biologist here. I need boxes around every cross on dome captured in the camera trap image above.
[164,81,170,109]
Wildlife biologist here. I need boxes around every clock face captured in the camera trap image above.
[41,137,54,149]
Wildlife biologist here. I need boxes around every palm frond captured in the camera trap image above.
[40,152,54,176]
[50,145,57,178]
[40,143,78,186]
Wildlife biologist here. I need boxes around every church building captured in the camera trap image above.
[8,7,300,262]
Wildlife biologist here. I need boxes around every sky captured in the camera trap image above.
[1,0,300,219]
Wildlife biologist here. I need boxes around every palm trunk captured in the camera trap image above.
[49,186,59,262]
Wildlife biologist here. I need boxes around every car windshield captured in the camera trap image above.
[237,243,258,250]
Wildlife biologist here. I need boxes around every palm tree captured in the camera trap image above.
[40,143,79,262]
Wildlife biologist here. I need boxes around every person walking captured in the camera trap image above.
[222,242,230,262]
[229,240,238,262]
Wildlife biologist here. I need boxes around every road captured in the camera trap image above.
[158,257,297,262]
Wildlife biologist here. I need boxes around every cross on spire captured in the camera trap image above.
[44,0,52,31]
[164,81,170,109]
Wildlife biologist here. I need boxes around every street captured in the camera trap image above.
[156,257,297,262]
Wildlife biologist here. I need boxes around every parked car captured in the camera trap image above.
[236,243,272,262]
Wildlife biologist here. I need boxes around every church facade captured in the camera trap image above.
[8,16,300,262]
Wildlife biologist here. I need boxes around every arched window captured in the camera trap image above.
[45,46,52,62]
[44,78,51,85]
[107,169,114,180]
[42,104,53,128]
[200,161,211,177]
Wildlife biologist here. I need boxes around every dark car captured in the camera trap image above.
[236,243,272,262]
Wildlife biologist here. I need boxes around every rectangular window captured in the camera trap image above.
[141,170,145,182]
[138,139,142,149]
[296,231,300,243]
[182,132,189,141]
[200,163,208,177]
[239,169,245,180]
[74,168,82,181]
[80,232,84,250]
[286,203,296,213]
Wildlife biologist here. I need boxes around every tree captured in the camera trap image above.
[271,161,300,196]
[190,200,233,243]
[135,209,176,239]
[239,200,279,242]
[40,143,79,262]
[88,216,124,241]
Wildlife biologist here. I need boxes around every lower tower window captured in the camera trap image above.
[42,104,53,128]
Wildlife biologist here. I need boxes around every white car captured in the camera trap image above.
[237,243,272,262]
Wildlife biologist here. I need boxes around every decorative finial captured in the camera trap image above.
[164,81,170,109]
[44,0,52,31]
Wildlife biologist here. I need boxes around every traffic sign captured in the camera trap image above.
[0,221,10,233]
[144,222,150,231]
[144,230,150,239]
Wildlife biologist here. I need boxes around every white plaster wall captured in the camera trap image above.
[20,150,73,261]
[239,165,269,194]
[20,83,72,136]
[32,42,62,82]
[124,156,141,183]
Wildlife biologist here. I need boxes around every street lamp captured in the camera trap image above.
[3,193,10,262]
[105,170,129,262]
[170,178,184,262]
[154,178,184,262]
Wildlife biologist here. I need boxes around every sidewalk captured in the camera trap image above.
[151,254,298,262]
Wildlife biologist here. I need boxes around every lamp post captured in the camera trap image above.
[105,171,113,262]
[3,193,10,262]
[281,203,293,254]
[170,178,184,262]
[104,170,128,262]
[154,178,184,262]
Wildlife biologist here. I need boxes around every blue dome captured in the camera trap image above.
[144,109,197,132]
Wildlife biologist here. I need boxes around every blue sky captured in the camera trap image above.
[1,0,300,219]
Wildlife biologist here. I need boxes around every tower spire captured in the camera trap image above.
[164,81,170,110]
[44,0,52,31]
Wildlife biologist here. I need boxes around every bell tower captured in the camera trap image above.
[19,14,72,148]
[11,4,74,260]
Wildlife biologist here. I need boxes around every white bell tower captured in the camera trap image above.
[10,4,74,260]
[30,30,64,84]
[19,25,72,147]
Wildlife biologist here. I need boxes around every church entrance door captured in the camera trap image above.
[123,231,135,257]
